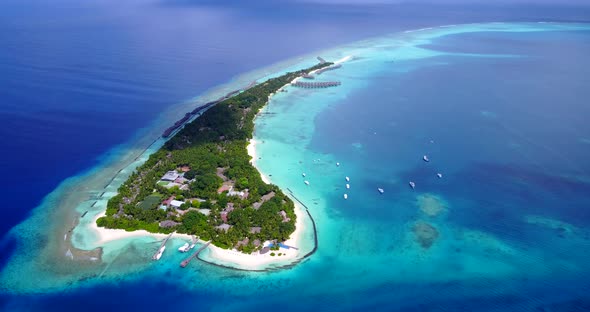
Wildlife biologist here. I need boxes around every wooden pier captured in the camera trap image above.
[292,81,341,89]
[180,241,211,268]
[152,232,174,260]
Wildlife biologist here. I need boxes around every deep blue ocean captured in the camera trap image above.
[1,0,590,311]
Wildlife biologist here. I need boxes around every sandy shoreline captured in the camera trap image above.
[289,55,352,85]
[89,212,193,245]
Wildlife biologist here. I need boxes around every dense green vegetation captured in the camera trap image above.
[97,62,331,253]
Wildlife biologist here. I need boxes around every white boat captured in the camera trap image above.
[423,155,430,162]
[178,243,190,252]
[409,181,416,189]
[346,183,350,189]
[302,173,306,177]
[345,176,350,182]
[437,173,443,178]
[304,180,310,185]
[344,193,348,200]
[189,243,196,250]
[155,246,166,260]
[336,162,340,167]
[378,188,384,194]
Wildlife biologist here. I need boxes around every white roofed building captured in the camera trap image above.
[170,200,184,209]
[161,171,180,181]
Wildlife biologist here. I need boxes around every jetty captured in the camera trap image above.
[292,81,341,88]
[180,241,211,268]
[152,232,174,260]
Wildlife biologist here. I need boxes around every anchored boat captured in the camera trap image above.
[154,246,166,260]
[178,243,190,253]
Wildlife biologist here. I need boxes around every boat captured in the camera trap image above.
[423,155,430,162]
[345,176,350,182]
[302,173,306,177]
[437,173,443,178]
[344,194,348,200]
[178,243,190,253]
[409,181,416,189]
[154,246,166,260]
[378,188,384,194]
[189,243,196,250]
[304,181,310,185]
[336,162,340,167]
[346,183,350,189]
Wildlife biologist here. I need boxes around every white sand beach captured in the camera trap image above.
[290,55,352,84]
[247,139,271,184]
[89,212,192,244]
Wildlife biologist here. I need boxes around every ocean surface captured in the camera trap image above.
[1,0,590,311]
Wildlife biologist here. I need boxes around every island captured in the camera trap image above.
[97,61,332,256]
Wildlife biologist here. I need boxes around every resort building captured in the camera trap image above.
[220,212,228,223]
[227,187,248,199]
[279,210,291,223]
[170,200,184,209]
[161,171,180,181]
[160,220,179,228]
[215,224,232,232]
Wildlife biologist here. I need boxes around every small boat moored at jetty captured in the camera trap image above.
[409,181,416,189]
[154,246,166,260]
[378,188,384,194]
[189,243,196,250]
[178,243,190,253]
[423,155,430,162]
[437,173,443,178]
[344,194,348,200]
[346,183,350,189]
[345,176,350,182]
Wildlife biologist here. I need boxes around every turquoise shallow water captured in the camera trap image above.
[2,22,590,311]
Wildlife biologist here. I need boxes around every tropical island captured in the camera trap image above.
[97,61,332,255]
